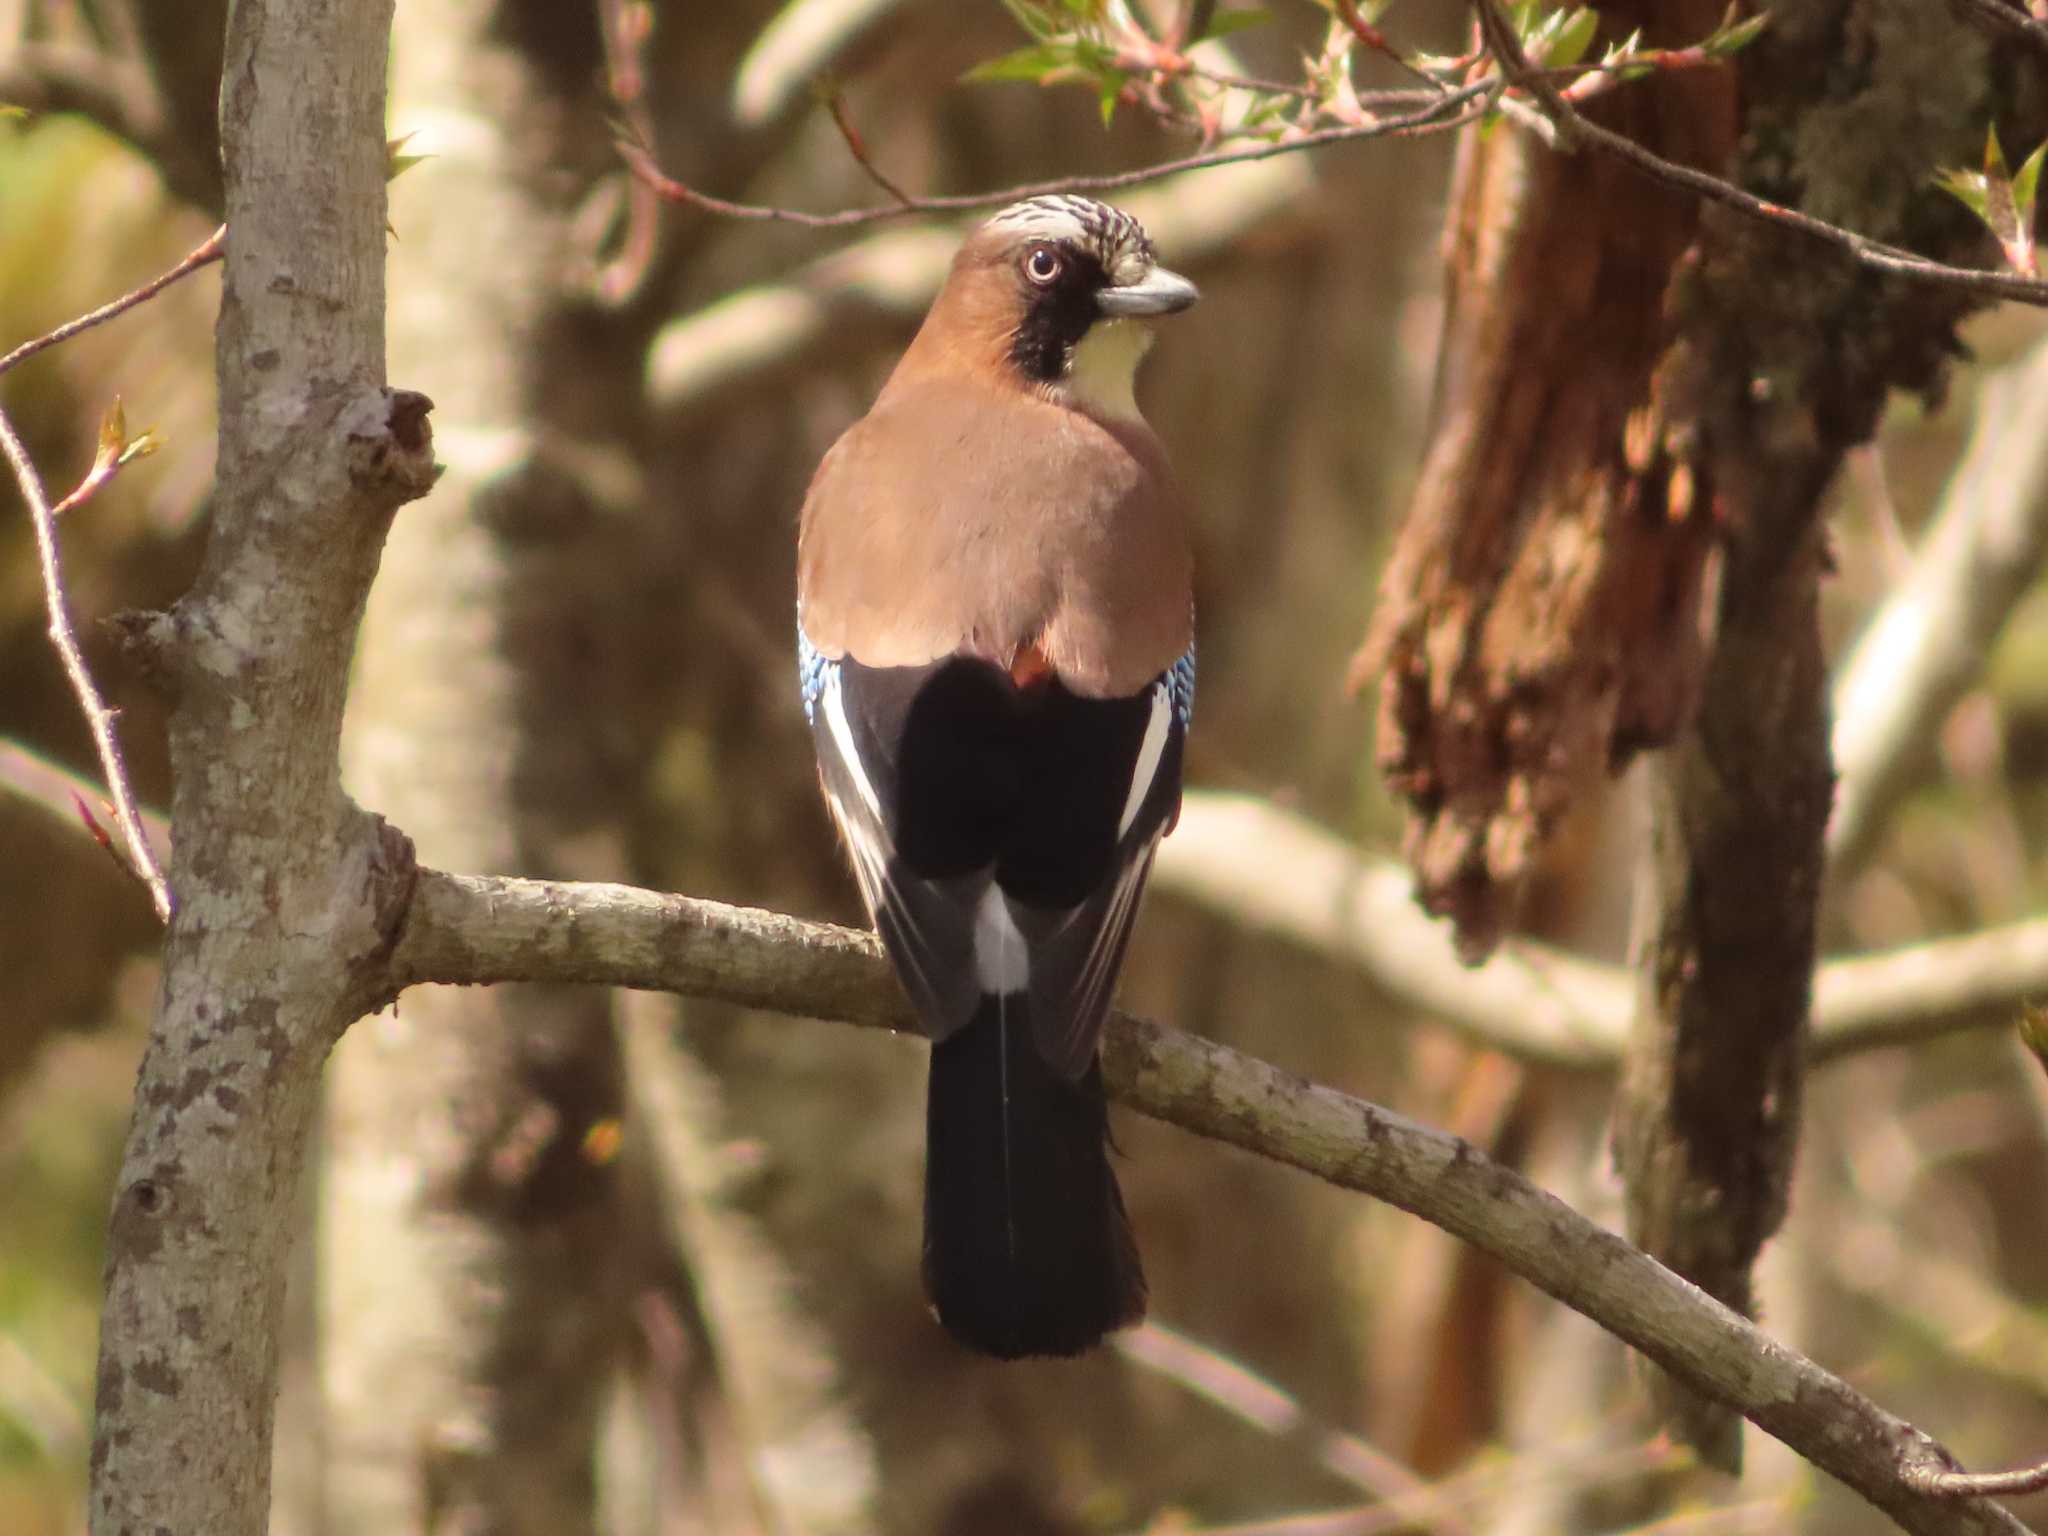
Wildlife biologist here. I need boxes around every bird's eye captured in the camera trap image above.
[1022,245,1063,285]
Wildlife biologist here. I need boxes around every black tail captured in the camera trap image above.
[922,995,1146,1358]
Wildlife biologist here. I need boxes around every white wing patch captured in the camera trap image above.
[821,667,884,821]
[1117,684,1172,838]
[973,885,1030,992]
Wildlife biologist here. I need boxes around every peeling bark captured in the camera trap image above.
[1357,0,1735,959]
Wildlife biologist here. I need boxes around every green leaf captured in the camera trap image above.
[1933,166,1990,223]
[1071,34,1118,70]
[385,132,431,183]
[117,429,163,468]
[963,42,1076,83]
[1600,27,1643,61]
[1543,6,1599,69]
[97,398,129,465]
[1240,92,1294,128]
[0,104,27,120]
[1196,5,1272,40]
[1935,126,2038,276]
[1978,125,2029,261]
[1705,11,1771,56]
[2014,139,2046,226]
[1097,67,1128,126]
[1985,120,2011,182]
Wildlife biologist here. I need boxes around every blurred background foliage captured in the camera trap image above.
[4,1,2048,1533]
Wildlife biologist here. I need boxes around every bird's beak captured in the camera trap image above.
[1095,264,1199,318]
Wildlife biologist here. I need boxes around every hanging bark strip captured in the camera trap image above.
[1355,0,1736,961]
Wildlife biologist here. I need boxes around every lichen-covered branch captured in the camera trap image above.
[385,869,2034,1536]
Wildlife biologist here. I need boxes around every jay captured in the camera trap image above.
[796,195,1197,1359]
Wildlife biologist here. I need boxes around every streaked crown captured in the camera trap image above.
[981,196,1157,288]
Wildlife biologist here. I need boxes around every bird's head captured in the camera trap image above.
[919,196,1198,420]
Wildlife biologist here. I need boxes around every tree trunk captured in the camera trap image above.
[86,2,435,1531]
[1615,0,2031,1465]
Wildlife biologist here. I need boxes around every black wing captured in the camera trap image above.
[806,649,1187,1077]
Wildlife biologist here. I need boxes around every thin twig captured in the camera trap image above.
[0,738,171,856]
[1117,1322,1475,1533]
[619,79,1494,228]
[1471,0,2048,306]
[1135,51,1322,101]
[824,92,915,207]
[0,406,172,920]
[589,0,661,306]
[1334,0,1446,92]
[1909,1458,2048,1499]
[1473,0,1583,139]
[0,224,225,381]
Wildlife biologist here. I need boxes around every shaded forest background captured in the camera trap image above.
[5,1,2048,1533]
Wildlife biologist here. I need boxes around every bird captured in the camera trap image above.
[795,195,1198,1359]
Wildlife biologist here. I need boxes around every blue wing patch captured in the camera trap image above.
[1166,643,1195,730]
[797,624,833,725]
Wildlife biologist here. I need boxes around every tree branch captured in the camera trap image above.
[1115,1321,1474,1530]
[1153,793,2048,1068]
[0,39,223,214]
[1472,0,2048,307]
[1827,335,2048,876]
[651,2,2048,307]
[1913,1459,2048,1501]
[0,222,224,382]
[728,0,918,127]
[647,153,1317,410]
[0,736,169,863]
[6,751,2031,1080]
[0,40,158,138]
[386,869,2033,1536]
[620,78,1493,230]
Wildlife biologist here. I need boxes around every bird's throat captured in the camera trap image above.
[1063,320,1154,422]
